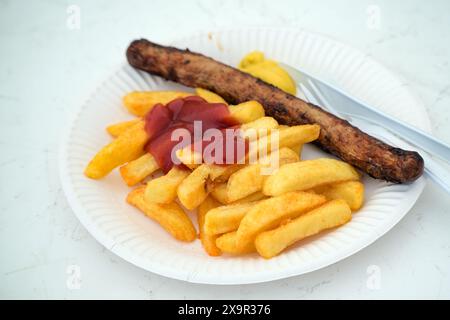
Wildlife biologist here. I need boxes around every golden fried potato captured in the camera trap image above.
[227,148,300,202]
[145,167,190,204]
[216,232,256,255]
[313,181,364,211]
[198,196,222,256]
[204,201,258,235]
[126,187,196,242]
[247,124,320,161]
[123,91,192,116]
[106,119,141,137]
[195,88,227,104]
[209,164,242,182]
[210,183,229,204]
[263,158,360,196]
[240,116,279,140]
[274,125,303,159]
[177,165,210,210]
[234,191,267,204]
[85,120,148,179]
[211,183,267,205]
[119,153,159,186]
[241,116,278,131]
[235,191,326,251]
[228,101,265,123]
[226,165,266,202]
[255,200,352,258]
[290,144,303,158]
[177,164,237,210]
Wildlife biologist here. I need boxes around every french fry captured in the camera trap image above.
[204,201,258,235]
[210,164,242,182]
[211,183,267,205]
[106,119,140,137]
[85,120,148,179]
[237,191,267,203]
[290,144,303,158]
[235,191,326,251]
[176,165,209,210]
[123,91,192,116]
[126,187,196,242]
[312,181,364,211]
[195,88,227,104]
[177,164,238,210]
[241,116,278,131]
[210,183,228,204]
[216,232,256,255]
[255,200,352,258]
[198,196,222,256]
[275,124,319,148]
[272,125,303,157]
[119,153,159,186]
[227,148,300,202]
[247,124,320,161]
[144,166,190,204]
[228,101,265,123]
[240,116,279,140]
[263,158,360,196]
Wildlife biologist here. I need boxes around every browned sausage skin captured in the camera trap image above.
[126,39,424,183]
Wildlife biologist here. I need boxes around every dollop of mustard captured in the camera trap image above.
[238,51,296,95]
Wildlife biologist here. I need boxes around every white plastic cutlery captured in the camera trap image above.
[280,62,450,193]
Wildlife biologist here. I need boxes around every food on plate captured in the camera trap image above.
[263,158,360,196]
[127,39,423,183]
[85,120,147,179]
[84,42,375,259]
[226,147,299,202]
[210,183,267,205]
[126,187,196,242]
[312,181,364,211]
[123,91,192,116]
[204,201,259,235]
[195,87,227,104]
[240,116,279,140]
[106,119,140,137]
[227,101,265,124]
[255,199,352,258]
[216,231,256,255]
[198,196,222,256]
[119,153,159,186]
[144,166,190,203]
[177,164,241,210]
[239,51,296,95]
[246,124,320,161]
[235,191,327,251]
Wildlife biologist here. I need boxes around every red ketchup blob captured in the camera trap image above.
[143,96,246,173]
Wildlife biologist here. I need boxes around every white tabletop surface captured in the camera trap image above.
[1,0,449,299]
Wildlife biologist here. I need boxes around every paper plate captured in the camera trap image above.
[59,28,428,284]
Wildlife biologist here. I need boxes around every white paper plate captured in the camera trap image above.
[59,28,429,284]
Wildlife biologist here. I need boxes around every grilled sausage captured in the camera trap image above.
[126,39,424,183]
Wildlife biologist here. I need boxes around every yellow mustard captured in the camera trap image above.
[238,51,296,95]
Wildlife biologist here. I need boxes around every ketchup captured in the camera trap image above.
[144,96,245,173]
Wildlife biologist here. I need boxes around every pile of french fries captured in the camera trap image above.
[84,88,365,259]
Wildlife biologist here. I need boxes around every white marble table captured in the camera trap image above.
[0,0,449,299]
